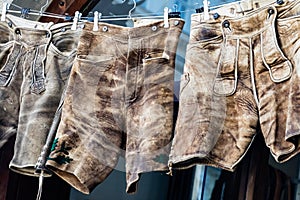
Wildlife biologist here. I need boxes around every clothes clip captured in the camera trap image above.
[168,4,180,18]
[164,7,169,28]
[1,3,8,22]
[21,7,30,18]
[93,11,101,31]
[195,7,204,13]
[203,0,210,20]
[71,11,81,31]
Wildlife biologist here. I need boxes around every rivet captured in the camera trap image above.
[102,26,108,32]
[268,8,275,15]
[152,26,157,31]
[15,28,21,35]
[222,20,230,28]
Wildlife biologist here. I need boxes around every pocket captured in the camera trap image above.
[261,24,292,83]
[189,22,223,44]
[277,17,300,62]
[74,56,116,89]
[142,55,172,88]
[143,54,169,64]
[0,42,20,87]
[176,73,199,124]
[213,38,238,96]
[76,55,115,73]
[0,22,12,45]
[138,55,173,103]
[178,73,200,104]
[49,32,80,58]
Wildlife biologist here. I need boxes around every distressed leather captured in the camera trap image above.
[45,19,184,194]
[0,14,54,149]
[169,0,300,172]
[0,19,17,148]
[6,15,82,176]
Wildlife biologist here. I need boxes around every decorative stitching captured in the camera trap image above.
[47,138,73,165]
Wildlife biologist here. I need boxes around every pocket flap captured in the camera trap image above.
[213,39,237,96]
[261,27,292,83]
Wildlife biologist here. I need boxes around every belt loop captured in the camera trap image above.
[30,45,47,94]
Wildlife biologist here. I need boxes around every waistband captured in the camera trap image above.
[82,18,184,40]
[192,0,297,22]
[6,14,53,29]
[3,14,83,46]
[221,5,278,37]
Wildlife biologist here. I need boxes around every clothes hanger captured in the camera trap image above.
[128,0,137,20]
[1,3,67,20]
[196,0,290,15]
[39,0,49,15]
[1,0,179,27]
[84,0,183,29]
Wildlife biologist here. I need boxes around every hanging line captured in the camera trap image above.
[6,0,256,22]
[6,3,183,22]
[7,3,67,20]
[8,0,279,21]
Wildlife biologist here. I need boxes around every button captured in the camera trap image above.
[60,27,66,32]
[222,20,230,28]
[102,26,108,32]
[152,26,157,31]
[45,32,51,38]
[7,21,12,28]
[213,13,220,20]
[173,20,179,26]
[268,8,275,15]
[277,0,284,5]
[15,28,21,34]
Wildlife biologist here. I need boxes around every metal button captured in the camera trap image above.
[45,32,51,38]
[277,0,284,5]
[268,8,275,15]
[152,26,157,31]
[213,13,220,20]
[15,28,21,35]
[173,20,179,26]
[222,20,230,28]
[7,21,12,28]
[102,26,108,32]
